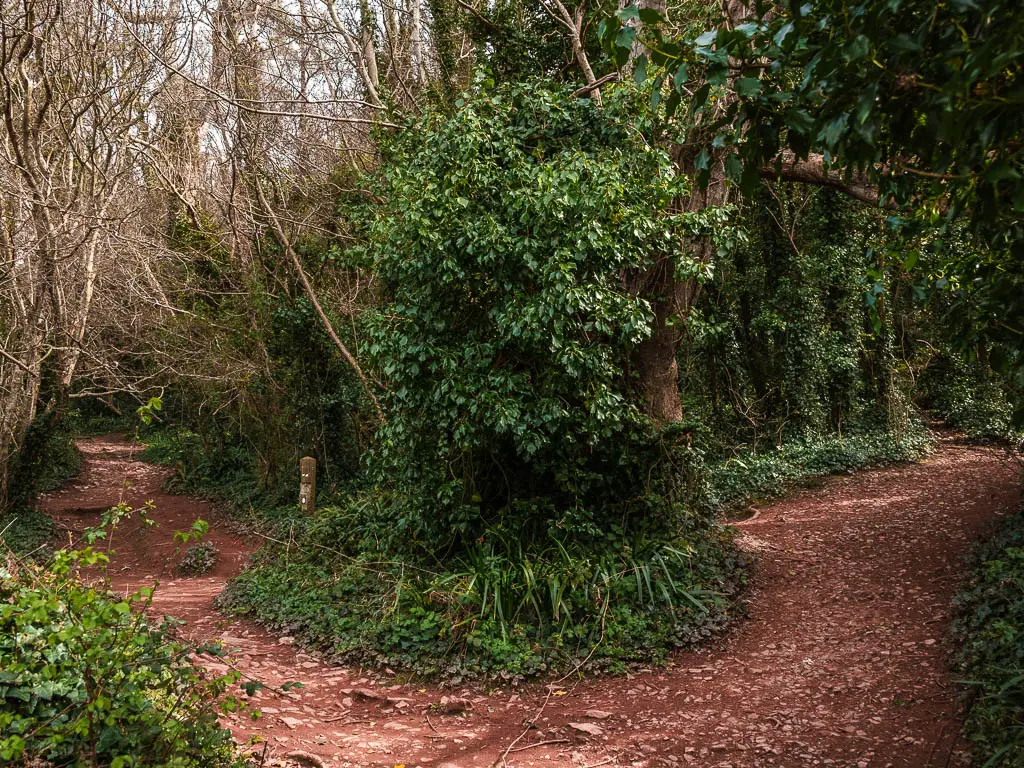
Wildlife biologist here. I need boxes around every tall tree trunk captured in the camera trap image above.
[628,0,747,426]
[633,262,685,423]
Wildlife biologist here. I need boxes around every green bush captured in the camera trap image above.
[951,508,1024,767]
[0,544,246,767]
[216,81,943,680]
[359,80,718,552]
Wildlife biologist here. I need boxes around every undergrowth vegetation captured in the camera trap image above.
[214,421,928,678]
[0,542,246,767]
[921,357,1023,445]
[0,413,81,557]
[705,425,932,513]
[218,516,746,680]
[951,506,1024,767]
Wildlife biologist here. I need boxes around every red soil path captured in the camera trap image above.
[37,432,1021,768]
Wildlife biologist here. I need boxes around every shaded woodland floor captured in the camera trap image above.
[38,432,1021,768]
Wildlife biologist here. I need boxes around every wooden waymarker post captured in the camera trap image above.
[299,456,316,514]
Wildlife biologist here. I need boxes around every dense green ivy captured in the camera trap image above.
[952,507,1024,767]
[683,189,877,438]
[605,0,1024,418]
[212,82,751,677]
[361,80,711,550]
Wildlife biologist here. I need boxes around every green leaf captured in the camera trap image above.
[735,77,761,98]
[615,26,637,52]
[820,115,848,146]
[241,680,265,696]
[784,108,815,135]
[773,22,794,46]
[633,55,648,86]
[672,64,688,91]
[637,7,663,24]
[694,30,717,48]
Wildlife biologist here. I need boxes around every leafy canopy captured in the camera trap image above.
[606,0,1024,233]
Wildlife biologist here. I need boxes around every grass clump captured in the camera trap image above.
[178,541,219,576]
[217,502,748,682]
[951,506,1024,767]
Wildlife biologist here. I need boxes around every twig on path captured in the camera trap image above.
[492,686,555,767]
[510,738,570,753]
[322,715,371,725]
[580,758,614,768]
[926,724,946,767]
[424,712,447,738]
[943,728,960,768]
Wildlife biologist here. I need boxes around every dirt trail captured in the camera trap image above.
[37,433,1021,768]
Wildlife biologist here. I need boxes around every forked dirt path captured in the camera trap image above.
[38,433,1021,768]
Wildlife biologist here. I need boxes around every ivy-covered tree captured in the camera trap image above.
[363,80,710,550]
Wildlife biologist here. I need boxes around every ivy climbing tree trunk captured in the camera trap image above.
[627,0,745,426]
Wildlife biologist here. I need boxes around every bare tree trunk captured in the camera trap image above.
[411,0,424,87]
[252,179,384,423]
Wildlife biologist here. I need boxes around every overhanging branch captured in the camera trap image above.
[761,152,882,207]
